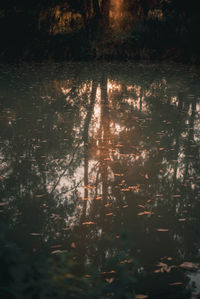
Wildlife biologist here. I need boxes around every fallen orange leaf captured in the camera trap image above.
[179,262,198,270]
[71,242,76,249]
[169,282,183,286]
[136,295,148,299]
[138,211,154,216]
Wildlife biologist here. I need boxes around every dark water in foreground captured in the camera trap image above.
[0,62,200,299]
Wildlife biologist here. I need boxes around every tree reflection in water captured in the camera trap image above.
[0,62,199,298]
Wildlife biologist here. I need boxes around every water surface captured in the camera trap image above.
[0,62,200,298]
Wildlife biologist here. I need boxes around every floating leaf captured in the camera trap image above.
[154,269,161,273]
[138,204,145,208]
[83,185,95,190]
[105,213,114,216]
[138,211,154,216]
[51,245,62,248]
[51,250,62,254]
[30,233,41,236]
[136,295,148,299]
[179,262,199,270]
[71,242,76,249]
[161,257,173,261]
[123,205,128,208]
[156,229,169,232]
[120,259,133,264]
[155,262,173,273]
[0,202,8,206]
[193,292,200,297]
[169,282,183,286]
[145,173,149,179]
[105,203,112,207]
[105,277,115,283]
[82,221,95,225]
[108,270,116,274]
[167,257,173,261]
[128,185,139,192]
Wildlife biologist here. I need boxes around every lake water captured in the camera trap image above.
[0,62,200,299]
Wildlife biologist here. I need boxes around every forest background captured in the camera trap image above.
[0,0,200,62]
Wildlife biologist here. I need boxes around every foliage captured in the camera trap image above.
[0,224,137,299]
[0,0,200,62]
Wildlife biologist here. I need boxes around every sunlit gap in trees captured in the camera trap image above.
[39,6,83,34]
[110,0,124,31]
[38,0,129,35]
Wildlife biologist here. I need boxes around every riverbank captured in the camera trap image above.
[1,15,200,64]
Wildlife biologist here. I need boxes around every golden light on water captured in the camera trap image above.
[107,80,122,92]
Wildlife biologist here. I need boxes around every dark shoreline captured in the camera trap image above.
[1,30,199,64]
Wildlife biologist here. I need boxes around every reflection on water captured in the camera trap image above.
[0,62,200,298]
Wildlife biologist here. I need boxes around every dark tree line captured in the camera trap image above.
[1,0,200,62]
[1,0,200,34]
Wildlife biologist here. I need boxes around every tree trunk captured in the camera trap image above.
[99,74,109,207]
[101,0,111,28]
[81,80,98,221]
[93,0,101,17]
